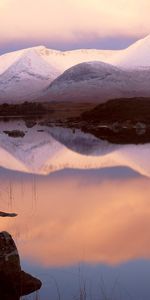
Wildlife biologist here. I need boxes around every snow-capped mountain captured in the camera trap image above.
[0,121,150,177]
[0,47,60,102]
[37,47,118,71]
[1,35,150,102]
[113,34,150,68]
[42,61,150,102]
[0,46,118,102]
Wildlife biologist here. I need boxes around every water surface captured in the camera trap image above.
[0,120,150,299]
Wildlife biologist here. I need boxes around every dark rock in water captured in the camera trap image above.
[0,231,20,273]
[3,130,25,138]
[20,271,42,296]
[0,231,42,300]
[0,211,17,217]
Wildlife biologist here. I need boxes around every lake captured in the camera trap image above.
[0,118,150,300]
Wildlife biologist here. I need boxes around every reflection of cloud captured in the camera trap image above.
[0,173,150,266]
[0,0,150,44]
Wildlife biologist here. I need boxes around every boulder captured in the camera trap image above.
[0,231,42,299]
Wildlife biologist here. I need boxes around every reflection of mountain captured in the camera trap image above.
[0,122,150,176]
[45,126,118,155]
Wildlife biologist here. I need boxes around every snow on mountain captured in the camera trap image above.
[0,49,24,76]
[1,35,150,103]
[0,46,118,78]
[42,61,150,102]
[0,46,119,103]
[39,47,119,70]
[0,47,60,102]
[113,34,150,68]
[49,61,119,83]
[33,34,150,73]
[0,122,150,177]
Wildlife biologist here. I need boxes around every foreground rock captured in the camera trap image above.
[0,231,42,300]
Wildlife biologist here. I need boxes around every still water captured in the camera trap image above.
[0,119,150,299]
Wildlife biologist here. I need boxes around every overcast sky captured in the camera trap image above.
[0,0,150,54]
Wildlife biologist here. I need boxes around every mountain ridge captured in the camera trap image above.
[1,35,150,103]
[41,61,150,102]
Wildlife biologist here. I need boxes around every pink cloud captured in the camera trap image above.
[0,0,150,44]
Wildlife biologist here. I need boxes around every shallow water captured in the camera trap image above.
[0,119,150,299]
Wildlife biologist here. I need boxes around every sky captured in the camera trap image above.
[0,0,150,53]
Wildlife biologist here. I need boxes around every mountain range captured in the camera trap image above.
[1,35,150,103]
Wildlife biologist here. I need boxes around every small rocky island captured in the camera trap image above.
[0,213,42,299]
[72,97,150,144]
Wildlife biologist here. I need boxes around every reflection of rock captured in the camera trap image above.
[0,211,17,217]
[0,231,42,300]
[135,122,146,135]
[25,120,37,128]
